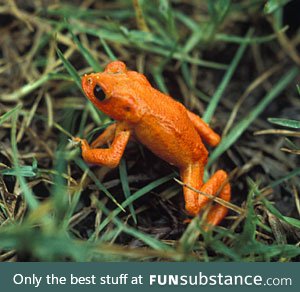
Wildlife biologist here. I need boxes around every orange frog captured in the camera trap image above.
[74,61,231,227]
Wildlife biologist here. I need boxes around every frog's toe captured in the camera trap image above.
[72,137,87,148]
[72,137,82,143]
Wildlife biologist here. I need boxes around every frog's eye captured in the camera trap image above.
[93,84,106,101]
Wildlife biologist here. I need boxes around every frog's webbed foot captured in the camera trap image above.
[180,163,231,229]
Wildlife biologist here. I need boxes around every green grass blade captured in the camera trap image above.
[75,158,125,212]
[51,151,69,228]
[119,158,137,224]
[261,198,300,229]
[181,62,210,102]
[209,239,241,261]
[1,74,53,102]
[264,0,292,14]
[94,173,174,234]
[56,47,82,90]
[268,118,300,129]
[10,108,39,210]
[158,0,178,41]
[70,29,103,72]
[92,197,173,252]
[56,47,104,124]
[61,189,82,230]
[99,37,117,61]
[233,183,258,255]
[86,122,115,140]
[151,44,177,93]
[46,5,133,19]
[59,21,228,70]
[0,104,22,125]
[203,29,253,123]
[0,165,37,177]
[267,167,300,189]
[178,216,202,256]
[284,138,298,150]
[208,66,299,167]
[152,68,169,93]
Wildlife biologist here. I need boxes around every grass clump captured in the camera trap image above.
[0,0,300,262]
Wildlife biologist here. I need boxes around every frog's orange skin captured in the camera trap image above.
[75,61,231,228]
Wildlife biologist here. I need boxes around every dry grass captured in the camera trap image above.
[0,0,300,262]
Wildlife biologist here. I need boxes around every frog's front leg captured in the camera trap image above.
[91,123,116,148]
[180,163,231,228]
[74,125,131,168]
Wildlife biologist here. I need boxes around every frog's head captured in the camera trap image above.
[81,61,148,123]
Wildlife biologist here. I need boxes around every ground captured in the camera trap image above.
[0,0,300,261]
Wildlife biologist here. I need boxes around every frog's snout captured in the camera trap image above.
[81,74,94,99]
[82,73,93,88]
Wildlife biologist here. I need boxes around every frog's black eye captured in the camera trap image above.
[93,84,106,101]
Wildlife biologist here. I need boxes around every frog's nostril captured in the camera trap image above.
[87,78,92,85]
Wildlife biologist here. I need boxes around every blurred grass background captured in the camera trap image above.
[0,0,300,261]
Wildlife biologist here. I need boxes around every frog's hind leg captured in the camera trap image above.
[180,164,231,227]
[180,162,205,216]
[199,170,231,227]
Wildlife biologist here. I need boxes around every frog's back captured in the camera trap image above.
[133,87,208,168]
